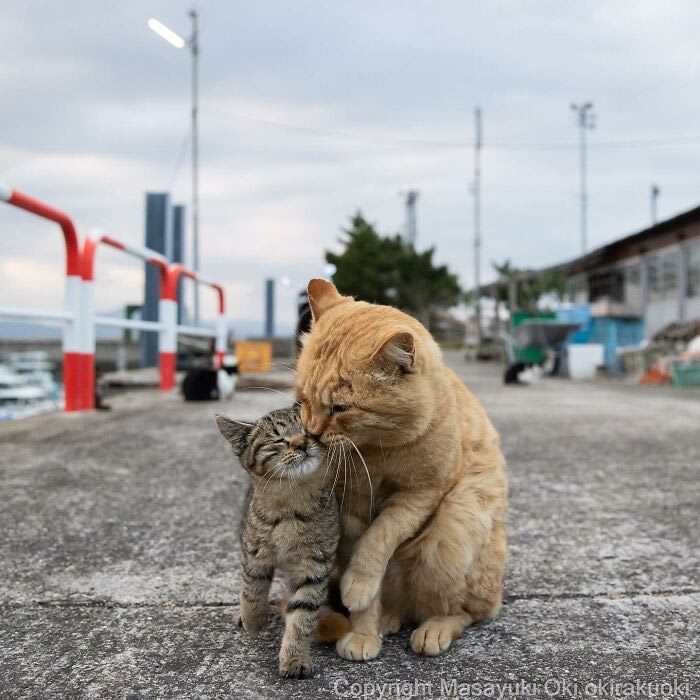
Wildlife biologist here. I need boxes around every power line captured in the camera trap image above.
[202,106,700,152]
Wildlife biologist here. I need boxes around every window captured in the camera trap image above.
[648,250,679,301]
[647,255,662,302]
[622,263,642,308]
[662,250,679,299]
[566,275,587,304]
[688,242,700,298]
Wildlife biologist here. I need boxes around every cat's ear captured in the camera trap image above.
[373,330,416,373]
[215,414,253,456]
[307,278,344,321]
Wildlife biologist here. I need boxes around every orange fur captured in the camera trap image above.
[296,280,508,659]
[278,595,350,642]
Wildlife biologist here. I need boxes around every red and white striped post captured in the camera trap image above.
[82,233,170,407]
[162,265,227,391]
[0,185,85,411]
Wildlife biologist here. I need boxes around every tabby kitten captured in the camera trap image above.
[216,406,341,679]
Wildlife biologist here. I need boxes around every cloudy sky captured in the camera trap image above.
[2,1,700,333]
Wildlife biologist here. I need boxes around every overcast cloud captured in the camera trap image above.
[2,0,700,332]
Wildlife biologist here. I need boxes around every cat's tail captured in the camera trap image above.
[315,606,351,642]
[278,597,350,642]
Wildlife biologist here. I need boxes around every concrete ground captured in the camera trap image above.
[1,352,698,699]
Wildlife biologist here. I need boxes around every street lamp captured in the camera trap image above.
[148,11,201,325]
[571,101,595,254]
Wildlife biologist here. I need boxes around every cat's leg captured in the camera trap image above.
[238,556,274,637]
[278,565,331,678]
[341,488,442,612]
[336,594,383,661]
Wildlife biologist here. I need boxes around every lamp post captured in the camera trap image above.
[571,102,595,254]
[148,11,201,325]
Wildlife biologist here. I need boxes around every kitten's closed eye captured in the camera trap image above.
[331,404,349,414]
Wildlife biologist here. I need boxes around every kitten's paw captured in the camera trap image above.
[340,567,380,612]
[410,619,455,656]
[239,607,269,637]
[336,631,382,661]
[278,654,314,679]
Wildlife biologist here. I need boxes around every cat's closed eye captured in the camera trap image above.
[331,404,349,414]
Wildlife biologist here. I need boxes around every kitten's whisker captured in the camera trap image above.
[260,462,285,495]
[225,418,255,427]
[347,437,374,520]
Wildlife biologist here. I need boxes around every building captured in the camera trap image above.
[559,205,700,337]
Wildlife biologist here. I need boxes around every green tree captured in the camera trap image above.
[326,213,461,315]
[491,258,566,310]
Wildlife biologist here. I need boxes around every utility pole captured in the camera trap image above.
[571,102,595,254]
[189,9,201,325]
[401,190,419,247]
[473,107,482,348]
[650,184,660,225]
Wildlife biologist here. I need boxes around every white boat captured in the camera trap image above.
[0,358,60,421]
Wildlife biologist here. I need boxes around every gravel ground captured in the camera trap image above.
[1,352,697,699]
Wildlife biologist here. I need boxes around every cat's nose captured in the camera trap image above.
[289,435,305,449]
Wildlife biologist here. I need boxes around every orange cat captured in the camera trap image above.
[295,279,508,660]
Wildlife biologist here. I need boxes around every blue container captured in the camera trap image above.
[589,317,645,374]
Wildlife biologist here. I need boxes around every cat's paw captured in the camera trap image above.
[238,605,269,637]
[336,631,382,661]
[380,610,401,636]
[410,619,455,656]
[340,566,380,612]
[278,654,315,679]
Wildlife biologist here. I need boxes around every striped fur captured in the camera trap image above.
[216,407,341,679]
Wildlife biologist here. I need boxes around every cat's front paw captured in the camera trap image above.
[238,603,269,637]
[336,631,382,661]
[340,566,380,612]
[278,653,314,679]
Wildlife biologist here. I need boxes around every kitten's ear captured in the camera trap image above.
[215,414,253,456]
[373,330,416,373]
[307,278,344,321]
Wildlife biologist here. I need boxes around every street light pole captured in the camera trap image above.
[650,184,660,225]
[148,10,201,325]
[571,102,595,254]
[189,10,200,326]
[473,107,482,348]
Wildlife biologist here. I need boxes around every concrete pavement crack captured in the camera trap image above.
[1,588,698,610]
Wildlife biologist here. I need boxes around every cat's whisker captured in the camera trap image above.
[242,386,300,406]
[270,361,296,371]
[324,443,343,513]
[338,444,348,516]
[347,437,374,520]
[348,449,360,499]
[321,440,336,489]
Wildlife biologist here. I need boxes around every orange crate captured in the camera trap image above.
[235,341,272,373]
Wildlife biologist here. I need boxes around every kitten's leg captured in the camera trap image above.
[238,556,274,637]
[278,566,331,678]
[336,594,383,661]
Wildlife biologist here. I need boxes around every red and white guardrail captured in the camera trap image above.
[0,185,85,410]
[1,186,228,412]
